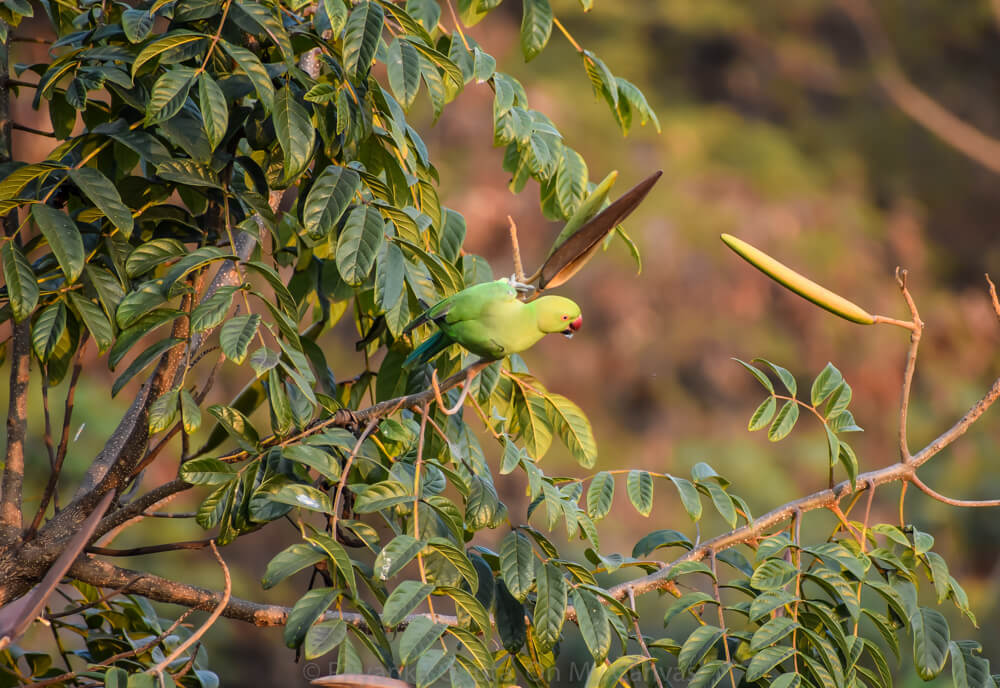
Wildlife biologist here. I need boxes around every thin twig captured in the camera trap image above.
[838,0,1000,177]
[87,538,216,557]
[45,576,148,619]
[908,473,1000,508]
[148,542,230,679]
[628,588,664,688]
[986,274,1000,322]
[508,216,526,283]
[710,552,738,688]
[330,413,390,534]
[24,610,195,688]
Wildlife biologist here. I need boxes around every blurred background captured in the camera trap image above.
[7,0,1000,685]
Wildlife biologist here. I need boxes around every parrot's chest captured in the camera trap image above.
[443,302,542,358]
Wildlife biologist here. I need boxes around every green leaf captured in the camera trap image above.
[416,648,453,687]
[125,238,187,278]
[283,445,340,482]
[343,1,384,81]
[262,542,325,588]
[733,357,774,393]
[951,640,991,688]
[512,385,553,457]
[353,480,412,513]
[220,313,260,364]
[302,165,361,238]
[572,588,611,662]
[746,645,796,682]
[147,67,196,124]
[156,159,220,188]
[304,618,347,660]
[533,561,567,651]
[179,389,201,433]
[598,656,652,688]
[265,482,332,514]
[633,529,692,558]
[148,389,180,434]
[546,392,597,468]
[750,559,797,590]
[283,587,338,648]
[190,285,239,332]
[751,616,798,651]
[32,204,84,283]
[810,362,843,406]
[132,32,207,76]
[748,396,777,431]
[1,242,38,322]
[198,72,229,150]
[179,457,237,485]
[31,300,66,362]
[520,0,552,61]
[586,471,614,520]
[499,530,535,601]
[768,400,799,441]
[382,580,434,626]
[913,607,951,679]
[399,616,446,666]
[336,205,384,286]
[69,167,134,237]
[221,41,274,109]
[688,661,734,688]
[626,469,653,516]
[306,532,358,599]
[122,9,154,42]
[206,403,260,451]
[678,625,724,676]
[663,591,716,627]
[68,293,113,352]
[112,338,182,397]
[234,0,293,57]
[273,86,315,183]
[670,475,702,521]
[374,534,424,580]
[388,39,421,110]
[701,480,737,528]
[754,358,797,396]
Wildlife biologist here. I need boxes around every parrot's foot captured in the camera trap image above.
[431,368,473,416]
[506,276,536,294]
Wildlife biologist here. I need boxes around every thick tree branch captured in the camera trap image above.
[68,556,456,630]
[1,319,30,534]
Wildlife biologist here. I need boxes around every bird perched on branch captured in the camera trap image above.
[403,278,582,367]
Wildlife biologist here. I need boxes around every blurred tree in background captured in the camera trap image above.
[1,0,1000,686]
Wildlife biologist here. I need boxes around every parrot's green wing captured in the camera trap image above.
[403,280,516,334]
[402,280,520,366]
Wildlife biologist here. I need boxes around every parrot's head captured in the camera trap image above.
[534,296,583,339]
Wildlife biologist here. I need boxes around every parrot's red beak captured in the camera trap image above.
[562,315,583,338]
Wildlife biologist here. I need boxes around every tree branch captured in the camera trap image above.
[86,538,216,557]
[68,556,456,630]
[1,318,30,535]
[586,371,1000,616]
[838,0,1000,176]
[908,473,1000,508]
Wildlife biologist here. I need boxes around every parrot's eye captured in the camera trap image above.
[562,315,568,320]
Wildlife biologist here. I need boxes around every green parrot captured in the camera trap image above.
[403,279,583,367]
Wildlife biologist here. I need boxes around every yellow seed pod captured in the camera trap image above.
[721,233,875,325]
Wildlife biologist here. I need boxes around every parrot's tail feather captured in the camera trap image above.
[404,331,453,368]
[401,299,439,335]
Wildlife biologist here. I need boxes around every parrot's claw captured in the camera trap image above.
[506,276,536,294]
[431,368,473,416]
